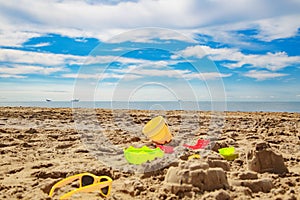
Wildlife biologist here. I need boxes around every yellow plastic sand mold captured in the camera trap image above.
[218,147,239,161]
[142,116,172,144]
[188,154,201,160]
[124,146,164,165]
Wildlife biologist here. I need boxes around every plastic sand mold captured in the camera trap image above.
[218,147,239,161]
[156,144,174,154]
[142,116,172,144]
[183,139,210,150]
[188,154,201,160]
[124,146,164,165]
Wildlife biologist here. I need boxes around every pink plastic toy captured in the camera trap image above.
[156,144,174,153]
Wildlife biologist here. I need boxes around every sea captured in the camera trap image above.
[0,101,299,113]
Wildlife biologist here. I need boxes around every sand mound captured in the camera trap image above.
[201,189,231,200]
[164,160,229,195]
[238,171,258,180]
[240,178,274,193]
[248,141,288,174]
[207,159,230,171]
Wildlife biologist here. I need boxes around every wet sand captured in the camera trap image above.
[0,107,299,199]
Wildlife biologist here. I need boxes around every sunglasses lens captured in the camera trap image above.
[100,177,109,196]
[82,175,94,186]
[100,177,108,182]
[101,186,109,196]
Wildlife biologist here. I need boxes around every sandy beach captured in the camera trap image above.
[0,107,299,200]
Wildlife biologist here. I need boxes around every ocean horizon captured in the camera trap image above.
[0,101,299,113]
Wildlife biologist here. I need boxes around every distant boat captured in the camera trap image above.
[71,99,80,102]
[46,99,52,102]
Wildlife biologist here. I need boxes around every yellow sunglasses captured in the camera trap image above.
[49,172,113,199]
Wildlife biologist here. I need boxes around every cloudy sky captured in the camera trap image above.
[0,0,300,101]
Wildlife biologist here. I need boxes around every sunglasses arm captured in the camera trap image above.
[49,174,83,197]
[59,181,111,199]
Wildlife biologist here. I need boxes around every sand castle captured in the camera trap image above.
[162,140,290,198]
[248,141,288,174]
[164,160,229,194]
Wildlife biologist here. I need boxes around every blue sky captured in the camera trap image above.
[0,0,300,101]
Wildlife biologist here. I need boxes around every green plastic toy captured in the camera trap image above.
[218,147,239,161]
[124,146,164,165]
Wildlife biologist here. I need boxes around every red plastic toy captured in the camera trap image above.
[183,139,210,150]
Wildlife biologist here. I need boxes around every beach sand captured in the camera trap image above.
[0,107,299,200]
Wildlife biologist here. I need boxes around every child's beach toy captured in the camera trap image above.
[124,146,164,165]
[156,144,174,154]
[218,147,239,161]
[183,139,210,150]
[49,172,113,199]
[142,116,172,144]
[188,154,201,160]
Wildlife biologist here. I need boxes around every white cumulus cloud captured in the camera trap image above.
[0,0,299,46]
[179,45,300,71]
[243,70,288,80]
[0,49,85,66]
[0,65,66,75]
